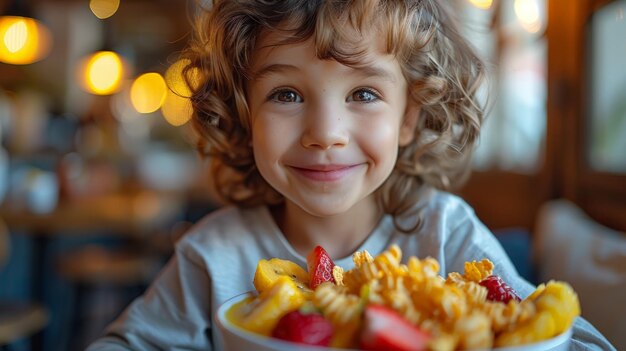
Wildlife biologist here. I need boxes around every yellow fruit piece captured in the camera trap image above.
[225,296,255,325]
[495,310,556,347]
[253,258,310,293]
[232,276,305,335]
[534,281,580,334]
[497,281,580,347]
[525,283,546,302]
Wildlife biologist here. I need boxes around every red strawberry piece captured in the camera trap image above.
[306,245,335,289]
[360,304,431,351]
[271,310,334,346]
[479,275,522,303]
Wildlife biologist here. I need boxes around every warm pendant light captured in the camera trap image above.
[76,22,127,95]
[78,50,125,95]
[89,0,121,20]
[0,0,53,65]
[130,72,167,114]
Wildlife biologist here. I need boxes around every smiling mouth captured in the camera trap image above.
[289,164,362,182]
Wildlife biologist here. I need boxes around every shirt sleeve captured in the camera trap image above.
[444,212,616,351]
[85,245,212,351]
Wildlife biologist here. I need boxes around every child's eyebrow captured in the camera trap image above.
[251,63,398,84]
[353,65,398,84]
[251,63,298,80]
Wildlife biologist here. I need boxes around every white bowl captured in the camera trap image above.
[215,292,572,351]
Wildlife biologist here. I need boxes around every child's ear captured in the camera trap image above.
[399,103,420,147]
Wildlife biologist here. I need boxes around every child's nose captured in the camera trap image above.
[300,104,350,150]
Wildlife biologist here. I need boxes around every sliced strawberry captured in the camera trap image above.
[271,310,333,346]
[306,245,335,289]
[479,275,522,303]
[360,304,431,351]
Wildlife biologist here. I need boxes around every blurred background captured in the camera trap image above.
[0,0,624,350]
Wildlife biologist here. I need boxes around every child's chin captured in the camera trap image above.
[291,200,355,218]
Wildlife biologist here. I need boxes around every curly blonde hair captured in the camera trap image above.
[183,0,485,229]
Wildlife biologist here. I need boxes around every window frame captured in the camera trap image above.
[546,0,626,231]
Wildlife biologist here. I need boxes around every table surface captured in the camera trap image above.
[1,189,184,237]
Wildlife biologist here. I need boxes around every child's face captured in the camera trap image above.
[247,30,416,217]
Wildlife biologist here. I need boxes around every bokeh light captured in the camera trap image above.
[162,59,201,127]
[79,51,125,95]
[514,0,543,33]
[164,58,202,96]
[89,0,121,19]
[161,89,193,127]
[130,72,167,114]
[0,16,52,65]
[468,0,493,10]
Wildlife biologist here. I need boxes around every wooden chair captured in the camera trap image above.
[56,244,162,351]
[0,218,49,350]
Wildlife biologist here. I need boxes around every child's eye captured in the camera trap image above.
[348,88,381,103]
[268,89,303,103]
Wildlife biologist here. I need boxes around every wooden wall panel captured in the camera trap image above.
[458,171,541,231]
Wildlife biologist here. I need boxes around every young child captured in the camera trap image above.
[88,0,614,350]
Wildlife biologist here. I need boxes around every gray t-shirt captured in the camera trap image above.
[86,189,615,350]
